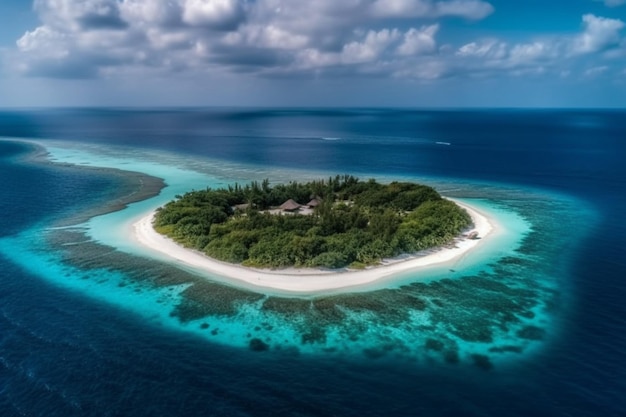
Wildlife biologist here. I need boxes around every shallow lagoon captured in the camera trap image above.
[0,139,594,368]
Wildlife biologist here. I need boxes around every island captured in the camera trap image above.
[131,176,494,292]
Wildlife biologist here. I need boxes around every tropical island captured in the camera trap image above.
[151,175,474,271]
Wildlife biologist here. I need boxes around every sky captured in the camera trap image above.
[0,0,625,108]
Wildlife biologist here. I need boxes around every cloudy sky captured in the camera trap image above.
[0,0,625,107]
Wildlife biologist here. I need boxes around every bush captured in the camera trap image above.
[310,252,349,269]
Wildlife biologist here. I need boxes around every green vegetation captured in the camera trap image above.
[154,175,472,269]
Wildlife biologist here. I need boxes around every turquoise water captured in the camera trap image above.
[0,139,594,368]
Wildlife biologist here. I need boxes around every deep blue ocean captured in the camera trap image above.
[1,109,625,416]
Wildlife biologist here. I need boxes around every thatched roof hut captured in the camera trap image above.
[307,198,321,208]
[280,199,301,211]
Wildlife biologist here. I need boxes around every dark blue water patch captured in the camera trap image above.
[3,109,625,196]
[548,215,626,416]
[0,141,148,234]
[0,140,37,160]
[0,112,42,138]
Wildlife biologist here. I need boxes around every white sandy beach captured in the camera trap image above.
[131,199,494,293]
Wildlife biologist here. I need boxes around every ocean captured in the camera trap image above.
[0,109,625,416]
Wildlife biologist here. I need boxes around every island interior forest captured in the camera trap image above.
[154,175,472,269]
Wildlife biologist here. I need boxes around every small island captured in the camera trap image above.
[152,175,473,271]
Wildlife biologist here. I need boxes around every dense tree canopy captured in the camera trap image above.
[154,175,472,270]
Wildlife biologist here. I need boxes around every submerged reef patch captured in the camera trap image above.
[46,189,560,369]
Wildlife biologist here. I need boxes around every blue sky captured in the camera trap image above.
[0,0,625,107]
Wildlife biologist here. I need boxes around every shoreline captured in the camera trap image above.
[131,199,495,294]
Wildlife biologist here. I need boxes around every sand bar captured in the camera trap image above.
[132,199,494,294]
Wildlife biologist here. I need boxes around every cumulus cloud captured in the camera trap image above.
[509,42,554,64]
[456,39,507,59]
[454,39,557,73]
[341,29,401,64]
[182,0,245,30]
[396,25,439,56]
[34,0,128,30]
[222,25,309,50]
[17,0,476,78]
[291,27,437,74]
[451,13,625,78]
[119,0,183,27]
[573,14,625,54]
[9,1,626,83]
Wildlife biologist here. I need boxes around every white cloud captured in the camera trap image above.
[9,1,626,85]
[294,48,340,69]
[286,26,445,78]
[396,25,439,56]
[584,65,609,76]
[456,39,507,59]
[222,25,309,50]
[509,41,553,64]
[341,29,400,64]
[370,0,430,18]
[594,0,626,7]
[17,0,455,78]
[119,0,183,27]
[573,14,625,54]
[293,28,406,69]
[182,0,245,30]
[145,29,193,51]
[453,39,540,74]
[451,14,626,78]
[433,0,494,20]
[370,0,493,20]
[17,26,68,57]
[34,0,128,30]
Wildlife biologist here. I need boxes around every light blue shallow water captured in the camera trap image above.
[0,139,588,368]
